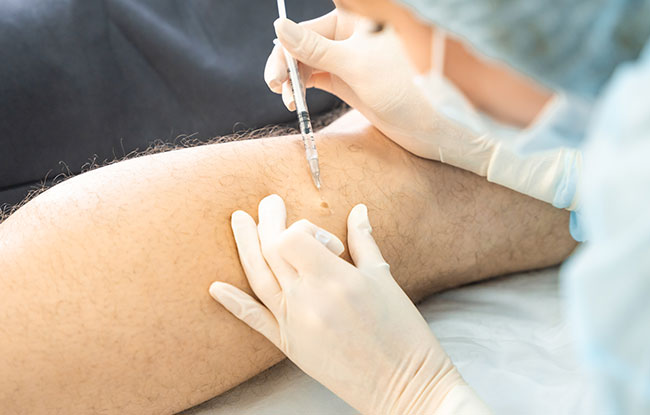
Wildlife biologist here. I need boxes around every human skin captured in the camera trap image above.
[0,110,575,414]
[337,0,553,126]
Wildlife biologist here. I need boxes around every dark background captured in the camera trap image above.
[0,0,339,208]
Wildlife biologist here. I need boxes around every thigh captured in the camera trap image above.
[0,110,575,414]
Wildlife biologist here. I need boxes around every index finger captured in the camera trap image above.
[264,10,339,91]
[257,195,299,288]
[230,210,282,313]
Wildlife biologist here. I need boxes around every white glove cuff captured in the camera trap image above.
[435,384,492,415]
[436,124,582,211]
[486,141,582,210]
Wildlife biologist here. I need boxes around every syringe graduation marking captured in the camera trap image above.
[298,111,312,135]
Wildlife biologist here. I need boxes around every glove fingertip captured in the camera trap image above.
[210,282,281,347]
[269,81,283,93]
[258,194,286,217]
[273,18,296,38]
[209,281,230,300]
[264,41,289,92]
[333,240,345,256]
[209,282,245,316]
[264,67,284,92]
[284,97,296,112]
[348,204,372,233]
[231,210,253,231]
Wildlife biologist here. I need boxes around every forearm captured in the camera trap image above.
[445,37,552,127]
[0,111,574,414]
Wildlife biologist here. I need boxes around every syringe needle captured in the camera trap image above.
[296,109,321,189]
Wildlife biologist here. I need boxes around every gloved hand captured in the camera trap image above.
[416,29,584,219]
[267,11,582,220]
[265,10,463,161]
[209,194,491,414]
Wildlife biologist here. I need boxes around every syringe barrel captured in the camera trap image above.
[282,50,308,113]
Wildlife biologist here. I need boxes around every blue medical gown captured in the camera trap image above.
[398,0,650,98]
[395,1,650,412]
[561,41,650,414]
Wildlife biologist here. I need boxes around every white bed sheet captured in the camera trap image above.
[182,267,595,414]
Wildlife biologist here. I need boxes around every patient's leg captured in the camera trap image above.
[0,110,575,414]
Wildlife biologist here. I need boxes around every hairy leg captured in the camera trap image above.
[0,110,575,414]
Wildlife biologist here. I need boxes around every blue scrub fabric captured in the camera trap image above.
[561,40,650,414]
[397,0,650,98]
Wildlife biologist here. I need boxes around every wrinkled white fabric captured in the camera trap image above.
[191,269,594,415]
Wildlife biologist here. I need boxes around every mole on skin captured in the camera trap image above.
[314,184,332,215]
[318,199,333,216]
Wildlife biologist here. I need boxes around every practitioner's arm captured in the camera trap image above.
[0,111,575,414]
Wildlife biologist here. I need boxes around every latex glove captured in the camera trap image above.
[209,194,491,414]
[266,11,582,219]
[265,10,466,161]
[409,27,585,218]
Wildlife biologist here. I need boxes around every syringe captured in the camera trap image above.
[275,0,322,190]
